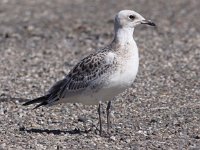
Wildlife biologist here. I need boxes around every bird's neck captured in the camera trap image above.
[113,27,135,45]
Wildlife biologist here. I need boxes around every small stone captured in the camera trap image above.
[78,116,88,123]
[110,136,116,141]
[125,139,131,143]
[27,25,34,32]
[0,143,6,149]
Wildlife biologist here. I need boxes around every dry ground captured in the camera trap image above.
[0,0,200,149]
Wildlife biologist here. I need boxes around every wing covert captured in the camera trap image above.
[59,51,116,97]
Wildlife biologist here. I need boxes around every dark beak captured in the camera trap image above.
[141,20,156,26]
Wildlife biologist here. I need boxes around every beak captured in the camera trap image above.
[141,20,156,26]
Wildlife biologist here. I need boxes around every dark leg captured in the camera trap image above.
[106,101,111,135]
[98,102,102,136]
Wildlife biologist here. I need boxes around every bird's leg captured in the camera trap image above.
[106,101,111,135]
[98,101,102,136]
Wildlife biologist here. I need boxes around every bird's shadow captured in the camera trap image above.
[19,126,92,135]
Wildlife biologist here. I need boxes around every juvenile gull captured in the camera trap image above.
[23,10,156,136]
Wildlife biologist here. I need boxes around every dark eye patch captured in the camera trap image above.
[129,15,135,20]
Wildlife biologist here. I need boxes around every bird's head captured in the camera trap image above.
[115,10,156,29]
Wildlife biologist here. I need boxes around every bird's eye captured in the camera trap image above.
[129,15,135,20]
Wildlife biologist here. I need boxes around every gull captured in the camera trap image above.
[23,10,155,136]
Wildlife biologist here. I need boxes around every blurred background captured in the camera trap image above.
[0,0,199,149]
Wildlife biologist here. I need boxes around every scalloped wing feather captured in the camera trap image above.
[57,51,116,99]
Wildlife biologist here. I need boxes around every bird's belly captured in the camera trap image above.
[77,86,126,105]
[59,82,127,105]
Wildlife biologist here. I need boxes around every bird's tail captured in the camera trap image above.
[23,94,50,109]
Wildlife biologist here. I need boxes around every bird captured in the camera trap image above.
[23,10,156,136]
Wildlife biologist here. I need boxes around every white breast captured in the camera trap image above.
[107,41,139,88]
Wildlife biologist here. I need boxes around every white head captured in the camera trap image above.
[114,10,155,30]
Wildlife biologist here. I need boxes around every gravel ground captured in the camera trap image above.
[0,0,200,149]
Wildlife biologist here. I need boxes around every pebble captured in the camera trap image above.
[110,136,116,141]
